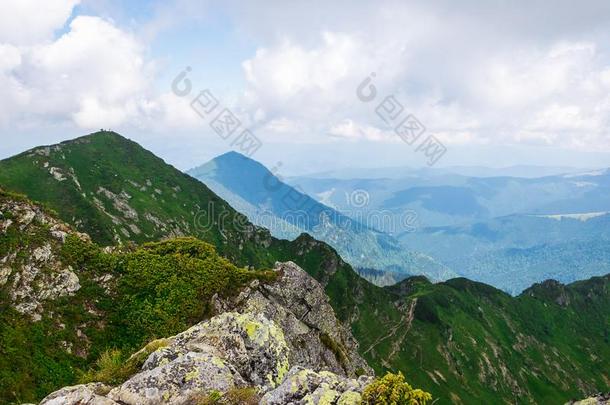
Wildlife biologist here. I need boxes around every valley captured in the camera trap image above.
[1,132,608,404]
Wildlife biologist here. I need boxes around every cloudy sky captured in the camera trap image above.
[1,0,610,173]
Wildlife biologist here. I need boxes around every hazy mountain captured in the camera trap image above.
[400,213,610,293]
[188,152,454,281]
[2,132,609,404]
[291,168,610,293]
[291,169,610,228]
[297,165,589,180]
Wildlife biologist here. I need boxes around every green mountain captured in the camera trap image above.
[0,188,276,403]
[380,275,610,404]
[1,132,608,404]
[0,131,282,268]
[188,152,454,282]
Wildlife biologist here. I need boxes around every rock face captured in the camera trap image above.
[1,195,87,320]
[566,394,610,405]
[107,312,289,404]
[38,383,115,405]
[38,263,374,405]
[40,312,371,405]
[212,261,372,378]
[261,367,371,405]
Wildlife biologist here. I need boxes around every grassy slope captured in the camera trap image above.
[0,189,275,403]
[382,276,610,404]
[1,132,608,404]
[0,132,275,266]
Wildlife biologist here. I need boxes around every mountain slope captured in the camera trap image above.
[188,151,453,281]
[0,189,278,402]
[380,275,610,404]
[1,132,609,404]
[0,190,371,403]
[0,132,284,268]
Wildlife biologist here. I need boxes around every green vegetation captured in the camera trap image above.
[376,276,610,404]
[0,131,277,267]
[362,372,432,405]
[195,387,259,405]
[79,339,169,386]
[0,191,274,404]
[1,132,609,404]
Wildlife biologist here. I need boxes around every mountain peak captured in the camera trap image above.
[215,150,250,161]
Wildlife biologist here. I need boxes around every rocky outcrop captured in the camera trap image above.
[38,383,115,405]
[212,261,372,378]
[1,194,87,320]
[40,311,372,405]
[38,262,374,405]
[107,312,289,404]
[261,367,371,405]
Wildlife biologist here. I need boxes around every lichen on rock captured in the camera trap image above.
[39,308,374,405]
[260,366,372,405]
[213,261,372,378]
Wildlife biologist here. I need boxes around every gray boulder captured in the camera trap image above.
[213,261,372,378]
[39,383,116,405]
[261,366,372,405]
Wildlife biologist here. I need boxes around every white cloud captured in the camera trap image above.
[0,0,80,45]
[234,2,610,152]
[328,119,395,142]
[242,32,363,120]
[2,0,610,163]
[0,10,162,130]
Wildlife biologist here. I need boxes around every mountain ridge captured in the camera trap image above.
[188,150,455,281]
[1,131,609,404]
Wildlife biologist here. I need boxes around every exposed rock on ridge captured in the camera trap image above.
[38,262,374,404]
[212,261,372,378]
[1,194,87,320]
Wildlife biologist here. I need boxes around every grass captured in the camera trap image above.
[79,338,169,386]
[193,387,259,405]
[1,133,609,404]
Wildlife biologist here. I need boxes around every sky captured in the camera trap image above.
[0,0,610,174]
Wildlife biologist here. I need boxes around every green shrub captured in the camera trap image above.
[113,238,276,347]
[194,387,259,405]
[80,338,170,385]
[79,349,126,385]
[361,372,432,405]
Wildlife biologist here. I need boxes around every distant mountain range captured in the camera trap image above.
[196,154,610,293]
[188,152,454,282]
[290,168,610,229]
[297,165,594,180]
[1,131,608,404]
[400,212,610,294]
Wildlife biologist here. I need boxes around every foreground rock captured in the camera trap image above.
[213,261,372,378]
[39,263,374,405]
[261,367,371,405]
[107,312,289,404]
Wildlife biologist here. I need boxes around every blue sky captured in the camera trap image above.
[1,0,610,174]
